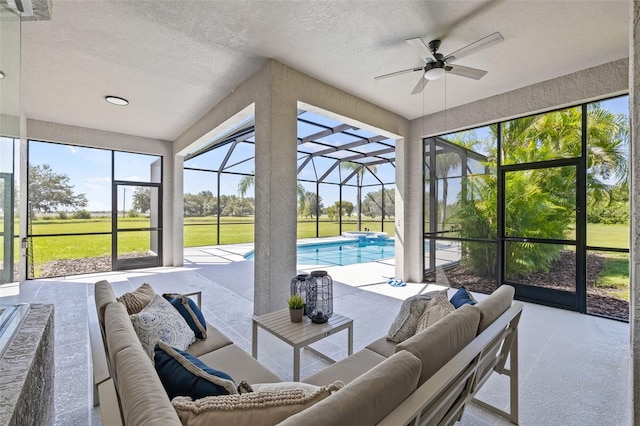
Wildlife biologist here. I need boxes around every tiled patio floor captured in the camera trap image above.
[2,243,630,425]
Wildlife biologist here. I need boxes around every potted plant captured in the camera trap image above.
[287,295,305,323]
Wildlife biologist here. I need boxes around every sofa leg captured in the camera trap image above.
[471,328,519,425]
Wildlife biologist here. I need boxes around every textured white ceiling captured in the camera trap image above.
[19,1,630,141]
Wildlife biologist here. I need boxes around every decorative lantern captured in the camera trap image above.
[290,274,309,314]
[306,270,333,324]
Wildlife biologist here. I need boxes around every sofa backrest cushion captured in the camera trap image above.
[476,285,515,334]
[279,350,422,426]
[104,301,145,372]
[115,346,182,426]
[95,280,117,327]
[395,304,481,387]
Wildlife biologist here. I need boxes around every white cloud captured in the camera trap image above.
[68,146,77,154]
[85,176,110,190]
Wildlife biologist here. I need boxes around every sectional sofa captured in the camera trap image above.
[91,280,522,425]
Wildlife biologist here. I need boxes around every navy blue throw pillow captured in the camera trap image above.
[449,287,477,309]
[154,341,236,400]
[163,293,207,339]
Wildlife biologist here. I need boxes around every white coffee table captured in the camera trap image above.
[252,309,353,381]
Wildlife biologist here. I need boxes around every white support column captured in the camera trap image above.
[394,136,406,281]
[253,71,298,315]
[631,2,640,424]
[396,129,424,284]
[172,155,184,267]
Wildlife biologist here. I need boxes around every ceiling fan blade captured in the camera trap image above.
[410,74,428,95]
[374,66,424,80]
[443,32,504,63]
[406,37,436,62]
[447,64,487,80]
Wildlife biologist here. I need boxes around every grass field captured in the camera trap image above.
[1,216,628,302]
[2,215,394,264]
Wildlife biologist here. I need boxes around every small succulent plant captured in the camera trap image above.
[287,294,305,310]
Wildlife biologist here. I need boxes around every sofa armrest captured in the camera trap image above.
[378,302,523,426]
[181,291,202,309]
[87,296,110,407]
[97,379,123,426]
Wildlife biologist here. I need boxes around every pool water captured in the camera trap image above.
[244,239,395,266]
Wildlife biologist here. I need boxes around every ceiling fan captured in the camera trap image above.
[374,32,504,95]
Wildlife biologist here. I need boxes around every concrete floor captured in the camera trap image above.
[2,243,630,425]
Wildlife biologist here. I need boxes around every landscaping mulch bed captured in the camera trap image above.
[430,250,629,321]
[34,254,146,279]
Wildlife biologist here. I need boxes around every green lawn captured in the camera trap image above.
[3,217,628,301]
[12,215,394,263]
[564,223,629,249]
[593,251,629,301]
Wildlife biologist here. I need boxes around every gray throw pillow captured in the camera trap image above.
[415,289,455,333]
[386,292,437,343]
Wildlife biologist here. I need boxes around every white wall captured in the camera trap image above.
[411,58,628,140]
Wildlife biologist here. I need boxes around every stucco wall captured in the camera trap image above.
[411,58,628,140]
[174,59,410,314]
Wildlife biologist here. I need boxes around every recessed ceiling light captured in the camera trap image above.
[105,96,129,106]
[0,71,5,79]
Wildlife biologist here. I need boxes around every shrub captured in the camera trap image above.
[57,211,68,220]
[454,169,569,278]
[72,209,92,219]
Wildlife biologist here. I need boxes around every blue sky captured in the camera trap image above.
[16,95,630,212]
[28,142,160,212]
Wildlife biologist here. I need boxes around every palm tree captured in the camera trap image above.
[458,105,629,277]
[237,174,255,198]
[341,162,377,230]
[296,183,306,217]
[238,172,307,217]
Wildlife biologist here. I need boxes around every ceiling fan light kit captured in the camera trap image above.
[424,67,445,80]
[374,32,504,94]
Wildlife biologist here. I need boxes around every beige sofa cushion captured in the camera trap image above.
[476,285,515,334]
[396,304,481,386]
[104,302,145,370]
[172,383,342,426]
[302,348,386,387]
[281,350,422,426]
[186,325,233,357]
[365,336,397,358]
[95,280,117,326]
[197,344,281,384]
[115,346,181,426]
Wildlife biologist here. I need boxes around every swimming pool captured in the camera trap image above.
[243,238,395,266]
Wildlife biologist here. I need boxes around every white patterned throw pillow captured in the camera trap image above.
[130,294,196,360]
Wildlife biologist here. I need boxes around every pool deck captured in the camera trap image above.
[184,237,407,299]
[184,237,463,300]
